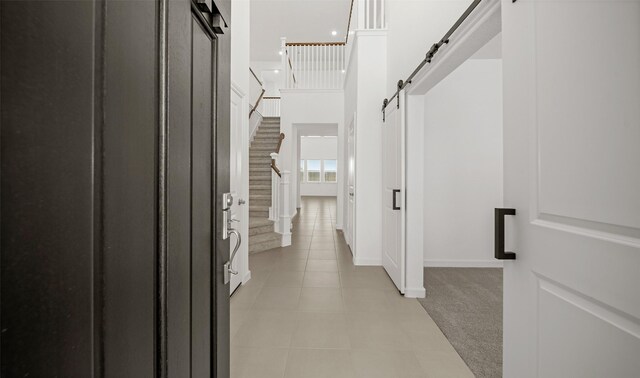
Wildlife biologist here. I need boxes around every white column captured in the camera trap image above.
[269,152,279,222]
[279,171,292,246]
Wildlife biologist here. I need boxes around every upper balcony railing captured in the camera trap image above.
[262,97,281,117]
[282,39,346,90]
[281,0,386,90]
[353,0,386,31]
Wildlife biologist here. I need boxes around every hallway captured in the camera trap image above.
[230,197,472,378]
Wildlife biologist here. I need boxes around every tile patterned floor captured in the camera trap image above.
[231,197,473,378]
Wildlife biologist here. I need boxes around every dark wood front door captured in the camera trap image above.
[1,0,230,376]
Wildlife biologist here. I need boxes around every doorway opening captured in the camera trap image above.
[299,135,339,201]
[293,124,340,212]
[416,33,504,377]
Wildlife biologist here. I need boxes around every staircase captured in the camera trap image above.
[249,117,282,253]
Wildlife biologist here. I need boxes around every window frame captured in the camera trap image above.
[299,158,338,184]
[305,159,322,183]
[323,159,337,183]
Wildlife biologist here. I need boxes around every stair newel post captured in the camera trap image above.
[269,152,279,222]
[279,170,292,246]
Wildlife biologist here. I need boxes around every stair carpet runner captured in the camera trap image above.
[249,117,282,253]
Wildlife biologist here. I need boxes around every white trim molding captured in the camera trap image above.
[242,270,251,284]
[404,287,426,298]
[279,88,344,94]
[230,80,247,97]
[406,0,501,97]
[424,259,504,268]
[353,256,382,266]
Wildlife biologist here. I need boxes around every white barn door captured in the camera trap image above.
[502,0,640,376]
[382,91,406,293]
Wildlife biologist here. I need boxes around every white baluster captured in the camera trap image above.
[330,45,334,89]
[340,45,344,87]
[292,45,297,88]
[328,44,331,88]
[332,45,336,88]
[307,45,311,88]
[336,45,339,88]
[374,0,377,29]
[321,45,325,89]
[365,0,369,29]
[381,0,385,28]
[280,37,287,87]
[304,44,308,89]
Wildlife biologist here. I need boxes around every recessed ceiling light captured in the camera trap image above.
[341,69,346,73]
[331,30,337,36]
[278,51,283,55]
[274,69,279,74]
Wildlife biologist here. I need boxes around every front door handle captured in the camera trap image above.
[223,228,242,284]
[495,208,516,260]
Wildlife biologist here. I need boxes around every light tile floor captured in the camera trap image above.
[231,197,473,378]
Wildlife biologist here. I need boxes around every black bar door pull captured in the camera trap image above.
[392,189,401,210]
[495,208,516,260]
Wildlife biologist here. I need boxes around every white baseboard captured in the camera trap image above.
[242,270,251,284]
[404,287,426,298]
[424,259,503,268]
[353,257,382,266]
[281,232,292,247]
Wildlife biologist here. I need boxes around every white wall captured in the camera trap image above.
[423,58,503,267]
[300,136,338,196]
[231,0,250,92]
[386,0,469,95]
[250,60,283,96]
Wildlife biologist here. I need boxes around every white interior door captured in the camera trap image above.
[382,93,405,293]
[347,114,356,251]
[502,0,640,376]
[229,86,247,294]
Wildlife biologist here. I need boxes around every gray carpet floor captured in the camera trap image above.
[418,268,503,378]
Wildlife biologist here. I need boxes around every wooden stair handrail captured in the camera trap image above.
[345,0,355,44]
[270,162,281,177]
[271,133,285,177]
[250,67,263,86]
[275,132,285,153]
[285,42,346,46]
[249,89,265,118]
[285,50,297,84]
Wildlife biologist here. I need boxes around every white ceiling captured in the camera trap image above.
[250,0,352,62]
